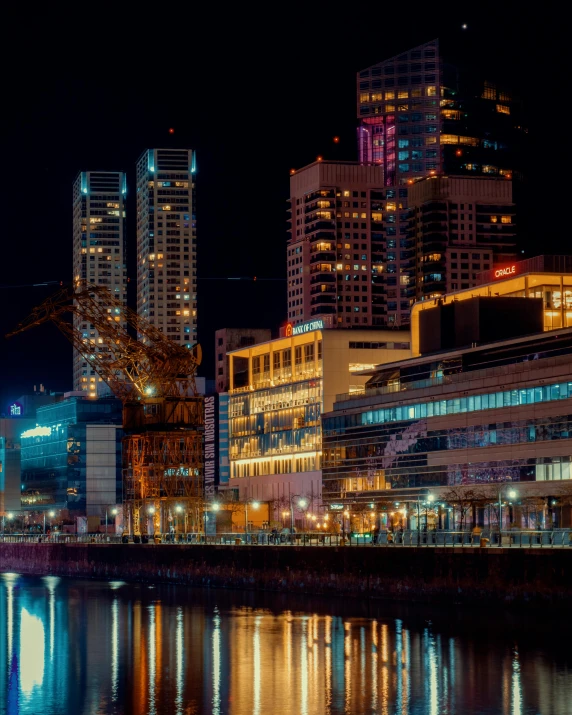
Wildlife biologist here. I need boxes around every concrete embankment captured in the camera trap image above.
[1,543,571,607]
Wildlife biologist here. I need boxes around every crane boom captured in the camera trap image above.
[6,282,206,538]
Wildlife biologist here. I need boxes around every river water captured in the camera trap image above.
[0,573,570,715]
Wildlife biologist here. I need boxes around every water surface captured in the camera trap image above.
[0,573,570,715]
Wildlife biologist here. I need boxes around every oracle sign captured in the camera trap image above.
[494,265,516,278]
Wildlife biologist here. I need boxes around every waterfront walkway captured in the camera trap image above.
[2,529,571,549]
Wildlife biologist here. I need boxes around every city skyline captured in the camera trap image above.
[0,9,561,405]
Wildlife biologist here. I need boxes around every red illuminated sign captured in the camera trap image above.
[494,265,516,278]
[285,323,293,337]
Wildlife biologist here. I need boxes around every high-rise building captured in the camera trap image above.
[409,174,517,300]
[356,38,525,186]
[72,171,127,396]
[352,38,526,326]
[287,161,386,327]
[136,148,197,347]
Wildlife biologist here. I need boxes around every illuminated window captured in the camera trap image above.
[371,212,383,222]
[496,104,510,114]
[386,202,396,211]
[360,92,370,103]
[441,109,461,120]
[426,86,437,96]
[397,90,409,99]
[371,92,382,101]
[385,91,395,100]
[343,190,350,197]
[482,82,497,100]
[440,134,458,144]
[490,216,498,223]
[385,104,395,112]
[501,216,512,224]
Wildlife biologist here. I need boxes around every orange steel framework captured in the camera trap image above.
[6,282,205,536]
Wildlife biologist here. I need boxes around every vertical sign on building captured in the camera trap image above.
[204,395,217,498]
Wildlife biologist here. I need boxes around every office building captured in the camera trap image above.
[136,148,197,346]
[225,320,410,523]
[20,394,123,517]
[72,171,127,397]
[350,37,526,326]
[410,174,517,300]
[356,38,525,185]
[215,328,272,393]
[410,255,572,355]
[322,290,572,529]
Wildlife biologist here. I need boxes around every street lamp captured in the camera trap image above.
[175,505,183,536]
[245,500,259,536]
[290,496,307,535]
[105,506,118,535]
[497,486,517,544]
[44,510,56,535]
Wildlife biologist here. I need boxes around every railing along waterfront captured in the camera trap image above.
[1,530,571,548]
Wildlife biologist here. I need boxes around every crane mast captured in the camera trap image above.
[6,282,205,537]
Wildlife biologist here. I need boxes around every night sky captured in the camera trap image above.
[0,5,562,408]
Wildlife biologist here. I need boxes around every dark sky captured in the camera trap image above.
[0,4,563,408]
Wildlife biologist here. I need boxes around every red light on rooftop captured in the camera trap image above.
[333,136,340,143]
[290,169,296,174]
[455,149,462,156]
[429,170,436,175]
[169,127,175,134]
[317,156,323,162]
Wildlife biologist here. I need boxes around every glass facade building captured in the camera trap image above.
[322,328,572,521]
[20,397,123,517]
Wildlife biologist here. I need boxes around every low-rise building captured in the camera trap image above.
[322,324,572,530]
[225,320,410,525]
[20,394,123,519]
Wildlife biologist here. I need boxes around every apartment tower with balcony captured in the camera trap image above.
[287,161,389,328]
[72,171,127,397]
[136,148,197,346]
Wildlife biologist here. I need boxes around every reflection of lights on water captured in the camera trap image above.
[425,628,439,715]
[111,598,119,702]
[371,621,378,711]
[512,647,522,715]
[2,573,19,657]
[109,581,127,590]
[344,622,351,712]
[300,618,308,715]
[148,605,156,715]
[325,617,332,709]
[253,615,262,715]
[43,576,59,659]
[175,607,183,715]
[20,608,45,697]
[212,607,221,715]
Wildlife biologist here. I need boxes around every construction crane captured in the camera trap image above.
[6,281,205,538]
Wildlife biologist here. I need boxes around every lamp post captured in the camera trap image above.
[175,505,183,537]
[148,505,155,536]
[44,510,55,536]
[290,496,307,535]
[497,486,517,545]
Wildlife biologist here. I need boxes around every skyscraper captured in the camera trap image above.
[287,161,387,327]
[136,148,197,347]
[354,38,525,324]
[72,171,127,397]
[356,38,525,185]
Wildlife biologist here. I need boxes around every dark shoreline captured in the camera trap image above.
[1,542,571,609]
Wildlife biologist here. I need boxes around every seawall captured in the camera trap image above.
[1,543,571,607]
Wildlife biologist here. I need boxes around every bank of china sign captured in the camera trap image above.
[285,319,324,337]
